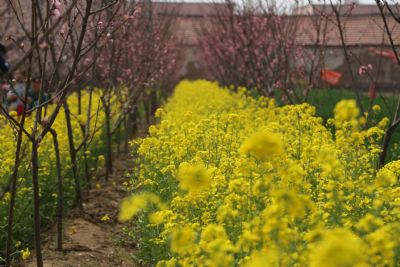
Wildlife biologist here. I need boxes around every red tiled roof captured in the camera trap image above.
[295,14,400,46]
[293,4,399,16]
[154,2,230,46]
[152,2,231,17]
[155,2,400,47]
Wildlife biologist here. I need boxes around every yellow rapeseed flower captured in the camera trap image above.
[118,193,163,222]
[177,162,212,195]
[21,248,30,260]
[121,81,400,266]
[240,130,283,161]
[244,248,279,267]
[149,211,168,225]
[170,226,196,255]
[334,99,360,122]
[376,168,397,187]
[101,214,110,222]
[77,114,87,126]
[3,192,10,202]
[309,229,367,267]
[372,105,381,113]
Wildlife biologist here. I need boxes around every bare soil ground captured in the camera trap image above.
[23,154,138,267]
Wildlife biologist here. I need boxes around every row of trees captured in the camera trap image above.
[200,0,400,165]
[201,1,306,101]
[0,1,179,266]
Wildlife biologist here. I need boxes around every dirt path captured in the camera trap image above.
[24,155,138,267]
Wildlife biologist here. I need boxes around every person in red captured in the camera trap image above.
[7,71,27,115]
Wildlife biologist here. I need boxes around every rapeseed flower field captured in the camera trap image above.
[121,80,400,266]
[0,91,108,260]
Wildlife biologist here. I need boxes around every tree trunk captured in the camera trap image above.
[5,123,25,267]
[144,101,150,125]
[63,102,83,209]
[150,89,158,115]
[50,128,63,251]
[116,119,121,157]
[83,142,91,189]
[124,114,130,153]
[104,104,113,181]
[31,141,44,267]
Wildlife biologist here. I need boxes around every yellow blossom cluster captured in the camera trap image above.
[122,80,400,266]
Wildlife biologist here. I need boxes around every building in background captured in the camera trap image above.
[153,2,231,80]
[155,1,400,90]
[3,1,399,89]
[294,3,400,90]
